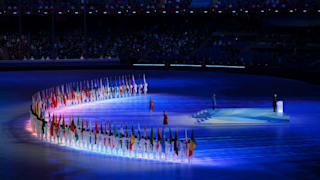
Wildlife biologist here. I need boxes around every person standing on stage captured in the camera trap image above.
[273,93,277,112]
[163,111,168,125]
[149,97,154,112]
[212,93,216,110]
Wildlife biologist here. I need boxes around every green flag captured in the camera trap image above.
[75,129,79,141]
[113,124,118,136]
[77,117,80,128]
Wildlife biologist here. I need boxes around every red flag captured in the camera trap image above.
[157,128,161,149]
[50,114,54,136]
[94,121,98,144]
[157,127,161,141]
[174,129,178,155]
[169,128,173,144]
[163,111,168,125]
[70,116,75,132]
[81,120,84,133]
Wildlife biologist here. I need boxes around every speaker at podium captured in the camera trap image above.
[277,101,283,116]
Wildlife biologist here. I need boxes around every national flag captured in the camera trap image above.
[94,121,98,144]
[144,126,147,138]
[86,120,88,131]
[62,115,65,135]
[113,124,118,137]
[189,129,196,157]
[160,128,165,153]
[138,124,141,140]
[100,121,103,134]
[131,125,135,136]
[120,123,124,137]
[109,122,112,136]
[169,128,173,144]
[157,127,161,141]
[150,127,154,146]
[56,115,61,137]
[50,114,54,136]
[75,127,79,141]
[81,119,84,133]
[174,129,178,155]
[105,121,108,135]
[129,131,135,150]
[185,129,188,143]
[156,127,161,149]
[70,116,76,133]
[77,117,80,129]
[125,124,128,138]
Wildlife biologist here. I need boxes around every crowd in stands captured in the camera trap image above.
[0,0,192,9]
[1,21,319,71]
[0,0,319,9]
[212,0,319,9]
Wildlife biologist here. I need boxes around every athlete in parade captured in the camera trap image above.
[29,74,196,163]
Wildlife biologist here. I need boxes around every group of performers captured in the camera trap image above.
[32,74,148,114]
[29,74,196,163]
[30,114,196,162]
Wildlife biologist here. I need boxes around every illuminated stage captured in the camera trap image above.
[1,70,320,179]
[193,108,290,123]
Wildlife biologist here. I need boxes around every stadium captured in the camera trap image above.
[1,0,320,179]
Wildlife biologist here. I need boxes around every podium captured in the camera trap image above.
[277,101,283,116]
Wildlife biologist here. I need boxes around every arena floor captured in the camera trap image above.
[1,69,320,179]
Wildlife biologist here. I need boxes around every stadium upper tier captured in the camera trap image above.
[0,0,319,10]
[1,26,320,72]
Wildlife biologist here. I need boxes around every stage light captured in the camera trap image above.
[232,10,236,13]
[218,10,222,13]
[190,10,194,13]
[205,65,245,69]
[318,10,320,12]
[132,11,136,14]
[103,11,107,14]
[0,12,2,15]
[75,11,79,14]
[13,11,17,15]
[89,11,93,14]
[118,11,122,14]
[170,64,202,67]
[274,9,279,13]
[58,11,62,14]
[44,11,48,14]
[289,10,294,13]
[162,10,166,14]
[204,10,208,13]
[146,11,150,14]
[133,64,165,67]
[175,11,179,14]
[303,9,307,13]
[261,10,264,13]
[244,10,248,13]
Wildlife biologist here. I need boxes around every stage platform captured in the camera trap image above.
[193,108,290,124]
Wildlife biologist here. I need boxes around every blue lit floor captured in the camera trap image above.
[1,70,320,179]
